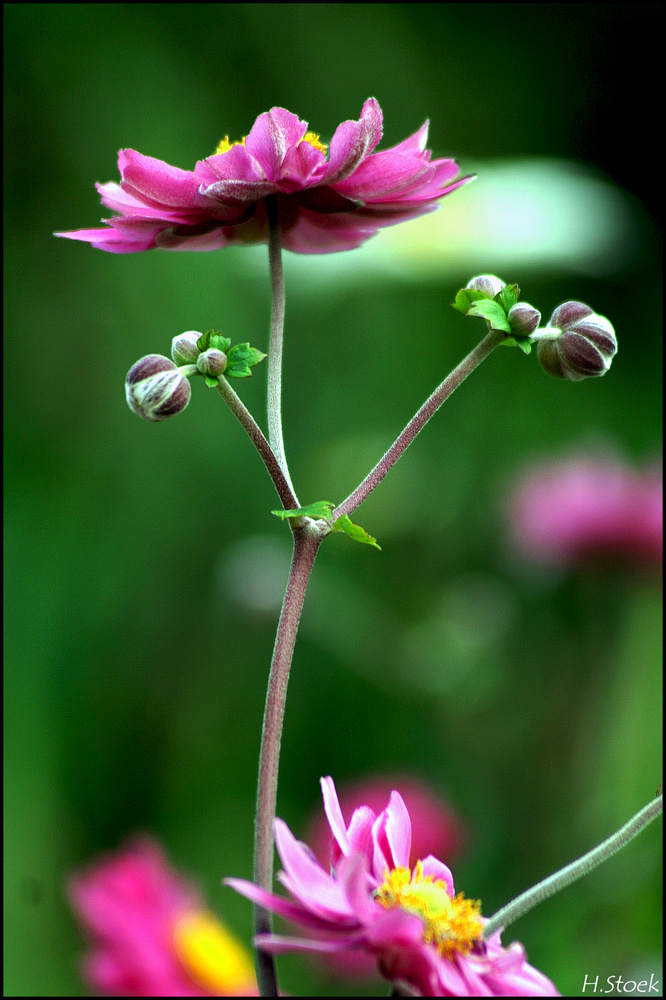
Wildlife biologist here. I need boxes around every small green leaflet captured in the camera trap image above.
[465,299,512,333]
[452,288,487,314]
[503,336,533,355]
[498,284,520,314]
[273,500,337,522]
[271,501,380,550]
[197,330,231,354]
[332,514,381,550]
[225,343,267,378]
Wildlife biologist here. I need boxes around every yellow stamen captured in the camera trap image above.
[213,131,327,157]
[375,861,483,960]
[172,909,256,994]
[214,135,246,155]
[299,131,327,154]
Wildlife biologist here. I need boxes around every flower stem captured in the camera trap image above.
[253,522,324,996]
[216,376,298,511]
[265,196,297,503]
[333,328,506,521]
[483,794,663,939]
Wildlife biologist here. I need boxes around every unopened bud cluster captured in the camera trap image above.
[459,276,541,343]
[535,302,617,381]
[171,331,228,378]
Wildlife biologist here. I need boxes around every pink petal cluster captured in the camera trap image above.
[56,99,470,254]
[307,774,467,873]
[68,836,257,996]
[508,455,662,570]
[305,775,467,979]
[226,778,559,996]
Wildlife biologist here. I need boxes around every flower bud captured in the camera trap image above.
[196,348,228,378]
[508,302,540,339]
[171,331,202,366]
[536,301,617,381]
[125,354,191,421]
[465,274,506,298]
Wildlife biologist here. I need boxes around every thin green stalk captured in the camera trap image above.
[265,196,298,504]
[333,328,506,522]
[253,522,324,996]
[483,795,663,939]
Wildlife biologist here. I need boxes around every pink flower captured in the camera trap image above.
[226,778,559,996]
[55,99,470,254]
[508,456,662,570]
[68,836,257,996]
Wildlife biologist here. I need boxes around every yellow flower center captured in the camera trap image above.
[172,909,256,994]
[300,131,327,154]
[374,861,483,960]
[214,131,327,156]
[214,135,245,155]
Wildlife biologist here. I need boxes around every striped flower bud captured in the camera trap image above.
[508,302,541,339]
[465,274,506,298]
[125,355,191,421]
[196,348,228,378]
[171,331,202,366]
[535,302,617,381]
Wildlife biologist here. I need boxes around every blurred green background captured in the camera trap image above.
[4,3,662,996]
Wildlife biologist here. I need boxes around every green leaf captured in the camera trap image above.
[270,503,381,550]
[209,334,231,354]
[514,337,532,354]
[500,336,533,354]
[197,329,230,353]
[272,500,336,521]
[332,514,381,550]
[203,374,220,387]
[452,288,487,314]
[498,284,520,314]
[226,343,268,378]
[466,299,512,333]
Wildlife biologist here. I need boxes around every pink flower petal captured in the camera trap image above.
[322,97,383,185]
[382,791,413,869]
[274,819,355,919]
[321,775,352,855]
[386,120,430,155]
[244,107,309,182]
[224,877,347,933]
[419,855,455,897]
[118,149,200,208]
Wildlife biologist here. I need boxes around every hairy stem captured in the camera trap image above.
[333,328,506,521]
[266,196,298,504]
[253,522,324,996]
[483,794,663,939]
[216,376,298,511]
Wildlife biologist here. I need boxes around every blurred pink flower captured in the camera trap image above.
[56,99,470,254]
[227,777,559,996]
[508,456,662,569]
[69,836,257,996]
[305,775,467,979]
